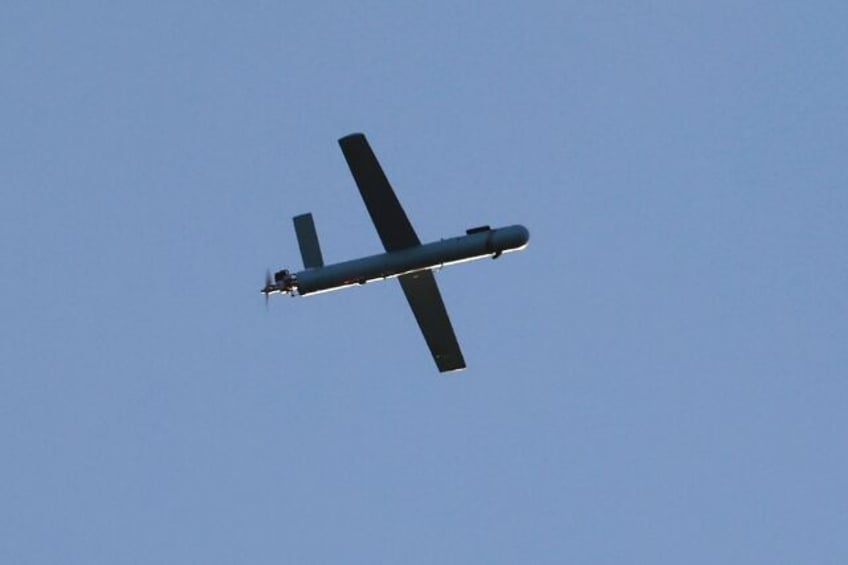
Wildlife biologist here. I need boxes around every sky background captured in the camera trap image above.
[2,2,846,563]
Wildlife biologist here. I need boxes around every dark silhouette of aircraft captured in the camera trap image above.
[262,133,529,372]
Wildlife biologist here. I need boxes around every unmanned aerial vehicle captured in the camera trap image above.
[262,133,529,372]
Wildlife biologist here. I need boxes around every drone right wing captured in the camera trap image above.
[338,133,421,252]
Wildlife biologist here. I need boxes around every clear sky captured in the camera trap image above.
[2,3,846,563]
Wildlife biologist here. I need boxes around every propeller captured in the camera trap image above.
[263,269,272,308]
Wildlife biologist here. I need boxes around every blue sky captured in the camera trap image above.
[2,3,846,563]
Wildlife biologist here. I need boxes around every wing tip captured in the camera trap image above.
[436,355,467,374]
[339,132,366,144]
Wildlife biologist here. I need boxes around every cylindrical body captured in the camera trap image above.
[294,224,529,295]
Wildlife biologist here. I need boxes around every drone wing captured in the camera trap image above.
[338,133,465,373]
[338,133,421,252]
[398,270,466,373]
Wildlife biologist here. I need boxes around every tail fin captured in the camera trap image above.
[293,213,324,269]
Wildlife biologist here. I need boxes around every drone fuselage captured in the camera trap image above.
[269,224,528,297]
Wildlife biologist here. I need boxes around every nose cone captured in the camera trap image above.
[514,224,530,247]
[493,224,530,252]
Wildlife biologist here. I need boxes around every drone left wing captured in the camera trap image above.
[398,270,466,373]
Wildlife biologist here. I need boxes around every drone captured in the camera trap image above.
[263,133,529,372]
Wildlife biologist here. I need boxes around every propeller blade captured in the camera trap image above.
[264,269,272,309]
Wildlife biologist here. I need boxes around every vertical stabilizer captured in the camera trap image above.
[293,213,324,269]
